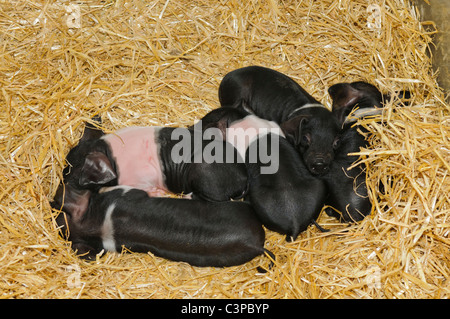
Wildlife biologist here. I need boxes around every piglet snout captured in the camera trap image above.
[310,156,330,175]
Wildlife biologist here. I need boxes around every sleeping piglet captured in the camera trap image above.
[195,107,327,241]
[324,81,410,222]
[52,183,269,267]
[65,118,248,202]
[218,66,341,176]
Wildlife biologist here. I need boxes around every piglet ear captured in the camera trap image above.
[202,117,228,139]
[80,116,104,143]
[281,115,309,146]
[79,151,117,186]
[328,83,362,125]
[329,81,387,126]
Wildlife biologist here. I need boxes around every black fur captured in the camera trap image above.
[157,127,248,201]
[195,107,327,240]
[53,184,267,267]
[321,122,371,222]
[324,81,410,222]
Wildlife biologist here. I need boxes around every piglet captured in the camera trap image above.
[66,118,248,202]
[195,107,327,241]
[52,183,270,267]
[219,65,341,176]
[324,81,409,222]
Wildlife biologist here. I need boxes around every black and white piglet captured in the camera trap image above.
[218,65,341,176]
[195,107,327,241]
[324,81,409,222]
[66,118,248,202]
[52,183,269,267]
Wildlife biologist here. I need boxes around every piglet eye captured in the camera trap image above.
[333,137,340,150]
[301,134,311,146]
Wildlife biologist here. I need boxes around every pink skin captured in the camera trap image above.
[101,127,169,197]
[226,115,285,160]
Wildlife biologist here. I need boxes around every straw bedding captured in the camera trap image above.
[0,0,448,299]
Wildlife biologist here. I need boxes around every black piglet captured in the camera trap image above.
[52,183,272,268]
[324,81,410,222]
[219,65,341,177]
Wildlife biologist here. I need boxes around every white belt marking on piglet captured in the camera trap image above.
[102,203,117,252]
[344,107,382,125]
[288,103,327,118]
[99,185,133,194]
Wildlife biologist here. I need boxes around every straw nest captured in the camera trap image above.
[1,0,448,299]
